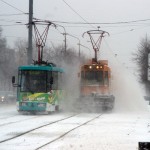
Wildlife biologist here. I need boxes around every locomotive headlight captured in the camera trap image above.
[100,66,103,69]
[89,66,92,69]
[96,66,99,69]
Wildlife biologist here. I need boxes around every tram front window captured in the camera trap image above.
[20,70,46,93]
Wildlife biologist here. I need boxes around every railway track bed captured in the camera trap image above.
[0,113,102,150]
[0,104,150,150]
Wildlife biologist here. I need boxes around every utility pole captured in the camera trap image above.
[28,0,33,65]
[64,33,67,53]
[62,32,67,54]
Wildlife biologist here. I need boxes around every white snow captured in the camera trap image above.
[0,104,150,150]
[41,112,150,150]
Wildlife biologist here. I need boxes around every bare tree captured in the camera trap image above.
[0,27,7,64]
[0,27,16,90]
[133,36,150,95]
[14,39,28,66]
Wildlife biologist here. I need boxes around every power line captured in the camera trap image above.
[111,24,150,36]
[51,18,150,25]
[4,35,27,38]
[62,0,95,29]
[60,23,149,28]
[0,19,26,23]
[0,0,28,14]
[0,13,27,16]
[0,24,25,27]
[33,17,150,26]
[33,18,150,29]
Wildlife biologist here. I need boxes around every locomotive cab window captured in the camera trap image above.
[104,71,109,85]
[81,71,104,85]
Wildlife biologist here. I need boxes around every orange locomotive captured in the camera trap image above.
[78,29,115,111]
[79,58,115,110]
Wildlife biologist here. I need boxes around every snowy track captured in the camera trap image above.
[0,110,103,150]
[36,114,102,150]
[0,113,79,144]
[0,104,150,150]
[0,115,39,127]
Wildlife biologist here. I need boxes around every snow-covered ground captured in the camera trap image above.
[42,113,150,150]
[0,103,149,150]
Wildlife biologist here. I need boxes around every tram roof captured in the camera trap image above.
[18,65,64,72]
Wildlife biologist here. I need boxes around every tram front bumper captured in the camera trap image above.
[18,101,46,112]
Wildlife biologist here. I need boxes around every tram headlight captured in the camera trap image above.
[1,96,4,101]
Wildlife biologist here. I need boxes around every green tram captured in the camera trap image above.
[12,63,64,113]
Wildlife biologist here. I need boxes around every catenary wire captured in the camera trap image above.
[62,0,96,29]
[0,0,28,14]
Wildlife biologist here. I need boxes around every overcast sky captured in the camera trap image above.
[0,0,150,68]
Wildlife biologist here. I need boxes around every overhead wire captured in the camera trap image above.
[111,24,150,36]
[43,19,150,35]
[48,18,150,25]
[33,18,150,30]
[102,38,122,65]
[0,19,26,23]
[1,0,149,50]
[0,24,25,26]
[0,13,27,16]
[0,0,28,27]
[0,0,28,14]
[62,0,96,29]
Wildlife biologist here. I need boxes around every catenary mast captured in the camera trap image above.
[27,0,33,65]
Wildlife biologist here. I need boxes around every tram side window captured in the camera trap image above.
[18,70,21,87]
[52,72,58,90]
[58,72,63,89]
[20,71,29,92]
[47,71,58,90]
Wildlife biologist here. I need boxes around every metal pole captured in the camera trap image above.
[64,33,67,53]
[78,41,80,57]
[55,24,67,54]
[28,0,33,65]
[62,33,67,54]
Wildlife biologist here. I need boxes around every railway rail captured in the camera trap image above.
[36,114,102,150]
[0,115,39,127]
[0,113,103,149]
[0,114,78,143]
[0,114,18,120]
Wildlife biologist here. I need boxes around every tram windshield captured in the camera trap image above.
[20,70,47,93]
